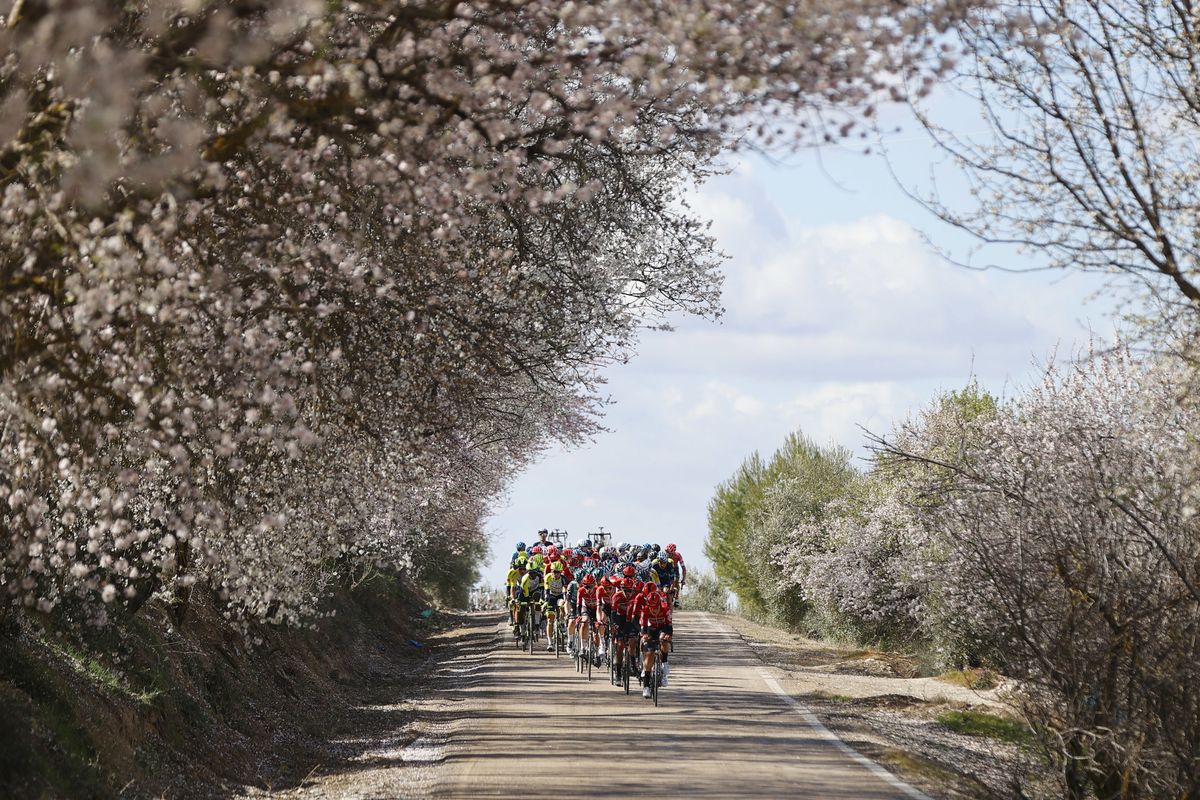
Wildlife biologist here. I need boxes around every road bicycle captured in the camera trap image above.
[648,646,663,706]
[551,608,567,658]
[513,603,530,651]
[523,601,540,655]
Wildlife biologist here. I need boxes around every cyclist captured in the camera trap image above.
[608,571,638,681]
[565,566,582,655]
[535,528,553,551]
[594,568,614,665]
[654,551,677,602]
[576,573,601,661]
[542,561,568,650]
[665,543,686,605]
[639,591,673,698]
[517,561,545,639]
[505,557,527,632]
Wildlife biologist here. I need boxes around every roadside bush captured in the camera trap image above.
[681,572,730,614]
[886,350,1200,799]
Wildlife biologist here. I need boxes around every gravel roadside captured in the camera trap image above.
[706,612,1043,800]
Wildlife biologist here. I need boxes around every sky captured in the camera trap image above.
[479,100,1117,588]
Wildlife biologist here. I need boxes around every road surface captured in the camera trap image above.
[435,611,931,799]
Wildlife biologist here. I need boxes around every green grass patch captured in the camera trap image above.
[937,668,1000,690]
[879,748,961,784]
[937,709,1031,744]
[46,640,163,706]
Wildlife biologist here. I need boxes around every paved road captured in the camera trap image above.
[436,611,930,799]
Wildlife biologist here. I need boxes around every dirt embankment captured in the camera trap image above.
[708,613,1044,800]
[0,574,449,800]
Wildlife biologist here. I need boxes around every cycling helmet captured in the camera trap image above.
[582,539,593,549]
[516,542,526,551]
[622,565,636,578]
[530,545,542,554]
[666,543,677,553]
[547,545,559,557]
[582,573,595,585]
[622,577,635,590]
[562,548,573,559]
[651,543,661,553]
[552,561,565,573]
[515,561,527,571]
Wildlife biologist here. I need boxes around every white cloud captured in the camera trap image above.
[666,174,1104,387]
[774,382,924,451]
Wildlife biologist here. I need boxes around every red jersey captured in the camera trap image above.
[594,581,611,608]
[640,601,672,629]
[601,575,621,605]
[610,587,634,617]
[577,584,600,609]
[629,588,660,621]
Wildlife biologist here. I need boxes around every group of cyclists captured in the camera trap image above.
[505,528,686,701]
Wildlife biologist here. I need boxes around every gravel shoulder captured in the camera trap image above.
[708,612,1037,800]
[238,612,500,799]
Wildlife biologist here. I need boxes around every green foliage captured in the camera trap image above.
[705,431,859,626]
[751,435,860,628]
[937,710,1031,745]
[681,571,730,613]
[413,536,489,609]
[706,383,1001,659]
[705,452,771,615]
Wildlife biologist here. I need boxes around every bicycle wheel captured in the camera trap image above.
[527,611,535,655]
[652,650,660,707]
[623,646,631,695]
[586,638,592,681]
[553,616,561,658]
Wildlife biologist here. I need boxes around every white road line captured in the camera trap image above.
[758,670,935,800]
[693,612,934,800]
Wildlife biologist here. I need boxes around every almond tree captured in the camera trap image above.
[0,0,968,622]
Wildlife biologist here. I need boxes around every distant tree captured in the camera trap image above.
[705,453,771,615]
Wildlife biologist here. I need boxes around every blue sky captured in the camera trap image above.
[479,101,1116,588]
